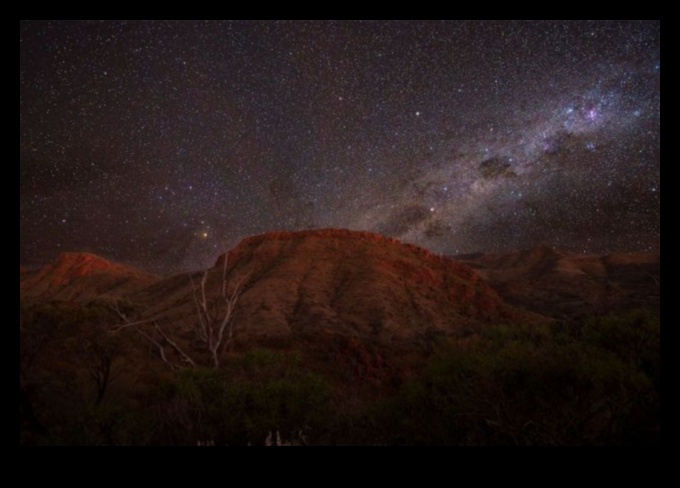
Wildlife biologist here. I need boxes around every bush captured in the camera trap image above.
[20,301,140,445]
[380,313,659,445]
[153,350,330,445]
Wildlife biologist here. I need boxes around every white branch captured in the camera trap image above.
[109,242,248,370]
[134,327,178,371]
[152,321,197,369]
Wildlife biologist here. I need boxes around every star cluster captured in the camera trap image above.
[20,20,660,274]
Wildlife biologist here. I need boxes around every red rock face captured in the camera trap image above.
[20,252,158,302]
[139,229,538,351]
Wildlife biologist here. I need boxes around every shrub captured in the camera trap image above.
[153,350,330,445]
[380,314,659,445]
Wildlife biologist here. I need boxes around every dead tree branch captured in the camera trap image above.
[111,249,248,370]
[190,252,249,368]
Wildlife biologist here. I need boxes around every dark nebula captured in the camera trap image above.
[20,20,660,274]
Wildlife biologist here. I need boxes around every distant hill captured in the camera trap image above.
[454,246,660,319]
[20,252,158,302]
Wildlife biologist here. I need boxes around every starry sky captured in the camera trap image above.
[20,20,660,275]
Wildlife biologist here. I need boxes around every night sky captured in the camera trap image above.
[20,20,660,275]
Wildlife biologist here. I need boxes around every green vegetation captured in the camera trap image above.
[379,313,659,445]
[152,350,330,445]
[20,303,659,445]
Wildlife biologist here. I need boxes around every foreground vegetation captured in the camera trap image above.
[20,302,659,445]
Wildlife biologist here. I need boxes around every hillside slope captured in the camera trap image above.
[20,252,158,302]
[135,230,541,353]
[455,246,660,318]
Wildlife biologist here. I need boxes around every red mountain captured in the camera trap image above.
[20,252,158,302]
[455,246,660,318]
[134,229,543,357]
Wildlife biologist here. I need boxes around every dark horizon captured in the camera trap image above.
[20,20,660,275]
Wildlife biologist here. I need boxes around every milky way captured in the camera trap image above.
[20,20,660,274]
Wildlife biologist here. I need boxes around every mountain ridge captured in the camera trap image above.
[133,229,535,353]
[20,251,158,302]
[455,246,659,318]
[19,229,659,388]
[21,231,660,323]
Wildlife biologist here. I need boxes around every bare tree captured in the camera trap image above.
[112,311,196,371]
[112,252,248,370]
[190,252,249,368]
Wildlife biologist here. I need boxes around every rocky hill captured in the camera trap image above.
[21,232,661,368]
[20,252,158,302]
[455,246,660,319]
[135,230,540,351]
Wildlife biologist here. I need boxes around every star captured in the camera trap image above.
[19,20,660,273]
